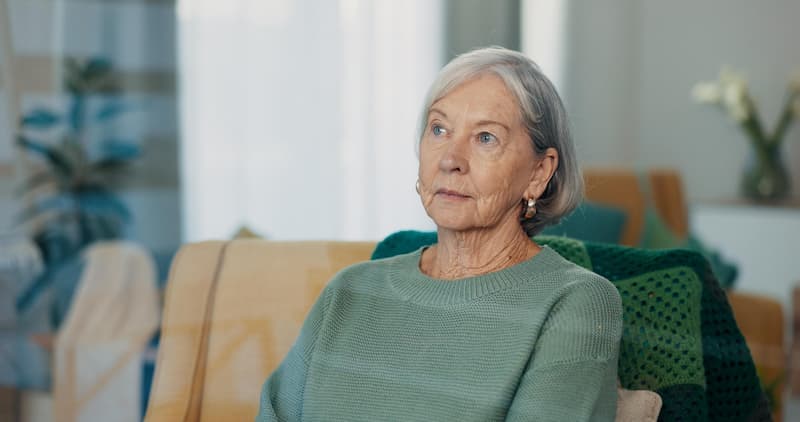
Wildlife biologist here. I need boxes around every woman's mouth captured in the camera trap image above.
[435,189,471,200]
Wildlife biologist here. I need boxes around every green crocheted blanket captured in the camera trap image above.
[371,231,771,422]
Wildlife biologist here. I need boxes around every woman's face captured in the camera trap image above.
[418,74,554,233]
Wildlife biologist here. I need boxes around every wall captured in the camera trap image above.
[562,0,800,201]
[0,0,180,254]
[445,0,520,60]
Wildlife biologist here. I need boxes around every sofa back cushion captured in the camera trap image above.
[146,240,374,421]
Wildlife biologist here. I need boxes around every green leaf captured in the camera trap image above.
[75,185,131,222]
[83,57,119,93]
[15,171,58,195]
[99,139,140,161]
[34,220,82,264]
[90,158,130,172]
[95,101,129,121]
[85,214,111,239]
[769,91,798,144]
[15,266,53,312]
[21,109,62,128]
[17,136,74,177]
[84,57,112,81]
[18,194,76,217]
[84,213,124,240]
[69,95,86,132]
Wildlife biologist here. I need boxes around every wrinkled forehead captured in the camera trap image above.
[428,73,523,124]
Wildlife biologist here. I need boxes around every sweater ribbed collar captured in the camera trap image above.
[388,245,564,306]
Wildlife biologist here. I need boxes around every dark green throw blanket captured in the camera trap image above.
[372,231,771,422]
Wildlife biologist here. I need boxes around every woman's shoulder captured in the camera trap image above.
[535,247,622,311]
[325,248,420,292]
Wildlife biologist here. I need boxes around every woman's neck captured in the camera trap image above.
[421,220,540,280]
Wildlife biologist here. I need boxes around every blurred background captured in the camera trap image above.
[0,0,799,420]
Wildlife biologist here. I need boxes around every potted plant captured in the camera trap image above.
[691,68,800,201]
[15,57,141,315]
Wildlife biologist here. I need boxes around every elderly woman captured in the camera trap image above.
[257,47,623,421]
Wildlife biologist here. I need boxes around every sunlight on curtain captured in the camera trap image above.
[177,0,441,241]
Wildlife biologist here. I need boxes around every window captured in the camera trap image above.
[178,0,442,241]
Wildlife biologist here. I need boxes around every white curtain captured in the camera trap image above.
[177,0,441,242]
[520,0,568,92]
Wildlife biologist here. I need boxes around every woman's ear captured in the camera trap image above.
[526,147,558,199]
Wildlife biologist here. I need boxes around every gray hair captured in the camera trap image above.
[417,46,583,236]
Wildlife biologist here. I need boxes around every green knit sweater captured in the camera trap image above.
[256,246,623,421]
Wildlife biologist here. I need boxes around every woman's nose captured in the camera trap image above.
[438,135,470,173]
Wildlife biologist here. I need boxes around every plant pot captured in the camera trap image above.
[740,143,791,201]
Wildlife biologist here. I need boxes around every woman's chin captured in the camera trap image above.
[429,215,477,233]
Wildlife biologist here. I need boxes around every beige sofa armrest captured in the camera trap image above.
[145,241,229,421]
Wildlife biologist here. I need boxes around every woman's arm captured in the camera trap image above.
[255,288,331,422]
[505,277,623,421]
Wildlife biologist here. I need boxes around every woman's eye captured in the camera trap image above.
[431,124,447,136]
[478,132,497,144]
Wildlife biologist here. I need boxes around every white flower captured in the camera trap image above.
[722,80,745,106]
[721,80,749,121]
[712,67,751,122]
[691,82,721,104]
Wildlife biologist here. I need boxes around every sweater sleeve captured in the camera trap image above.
[505,277,623,422]
[255,288,331,422]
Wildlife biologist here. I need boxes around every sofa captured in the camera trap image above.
[145,235,770,421]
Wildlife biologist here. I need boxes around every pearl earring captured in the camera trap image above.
[523,197,537,219]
